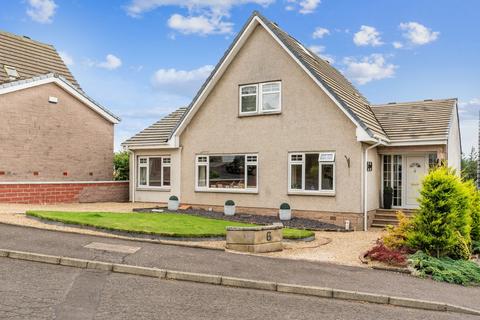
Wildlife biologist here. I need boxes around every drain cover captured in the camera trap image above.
[84,242,141,254]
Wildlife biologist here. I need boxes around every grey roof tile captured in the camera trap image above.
[122,107,188,147]
[372,99,456,141]
[0,30,79,88]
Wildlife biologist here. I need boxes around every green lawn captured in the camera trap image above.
[26,211,314,239]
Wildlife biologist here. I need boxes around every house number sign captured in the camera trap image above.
[266,231,272,241]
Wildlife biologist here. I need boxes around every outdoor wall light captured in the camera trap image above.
[344,155,351,168]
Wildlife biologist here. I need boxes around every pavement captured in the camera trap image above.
[0,258,475,320]
[0,224,479,311]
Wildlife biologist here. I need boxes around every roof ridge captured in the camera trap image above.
[373,98,458,107]
[0,30,53,48]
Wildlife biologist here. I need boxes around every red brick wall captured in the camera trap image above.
[0,181,129,204]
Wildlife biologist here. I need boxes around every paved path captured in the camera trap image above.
[0,259,474,320]
[0,224,479,311]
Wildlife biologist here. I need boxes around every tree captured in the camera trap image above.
[461,147,478,183]
[406,167,471,259]
[113,151,129,181]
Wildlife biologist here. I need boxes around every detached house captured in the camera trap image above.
[122,12,461,230]
[0,31,127,204]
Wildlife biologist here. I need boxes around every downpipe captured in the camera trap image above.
[364,139,384,231]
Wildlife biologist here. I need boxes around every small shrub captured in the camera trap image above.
[225,200,235,206]
[408,251,480,286]
[450,231,472,260]
[465,180,480,242]
[280,203,290,210]
[169,195,178,201]
[113,151,129,181]
[472,240,480,254]
[365,241,408,267]
[382,211,414,250]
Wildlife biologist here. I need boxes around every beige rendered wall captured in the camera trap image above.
[179,25,364,214]
[366,145,381,211]
[130,148,181,203]
[447,107,461,173]
[0,83,114,181]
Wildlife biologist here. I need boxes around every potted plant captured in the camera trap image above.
[168,195,179,211]
[383,186,393,209]
[224,200,235,216]
[279,202,292,221]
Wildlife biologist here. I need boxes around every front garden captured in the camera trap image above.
[26,210,314,239]
[365,166,480,285]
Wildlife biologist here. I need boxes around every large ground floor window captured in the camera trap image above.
[196,154,258,192]
[138,156,171,188]
[288,152,335,193]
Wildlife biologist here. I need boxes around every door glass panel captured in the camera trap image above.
[393,155,402,206]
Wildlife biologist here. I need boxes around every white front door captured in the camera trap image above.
[406,156,426,207]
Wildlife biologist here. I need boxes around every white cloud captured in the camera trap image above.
[342,54,397,85]
[58,51,74,66]
[312,27,330,39]
[26,0,57,24]
[399,22,439,45]
[298,0,321,14]
[392,41,403,49]
[167,14,233,35]
[152,64,214,96]
[308,45,335,64]
[459,98,480,120]
[98,54,122,70]
[353,25,383,47]
[125,0,273,35]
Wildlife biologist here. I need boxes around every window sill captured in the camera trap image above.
[136,187,171,192]
[195,188,258,194]
[238,111,281,118]
[288,191,335,197]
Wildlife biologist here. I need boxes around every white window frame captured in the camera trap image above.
[239,81,281,115]
[239,84,258,115]
[195,154,258,193]
[259,81,282,113]
[137,156,171,189]
[288,152,335,195]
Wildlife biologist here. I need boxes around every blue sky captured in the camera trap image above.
[1,0,479,153]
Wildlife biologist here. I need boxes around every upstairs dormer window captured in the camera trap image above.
[4,65,19,80]
[239,81,281,115]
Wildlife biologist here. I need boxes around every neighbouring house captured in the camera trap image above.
[0,30,128,204]
[122,12,461,230]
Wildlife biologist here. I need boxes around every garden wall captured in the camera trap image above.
[0,181,129,204]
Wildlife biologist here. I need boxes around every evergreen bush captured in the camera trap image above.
[406,167,471,258]
[408,251,480,286]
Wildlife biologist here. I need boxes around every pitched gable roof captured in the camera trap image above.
[0,73,120,124]
[0,30,79,88]
[371,98,457,142]
[255,14,387,140]
[122,107,188,148]
[165,11,387,144]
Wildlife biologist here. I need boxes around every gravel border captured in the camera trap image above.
[133,207,346,231]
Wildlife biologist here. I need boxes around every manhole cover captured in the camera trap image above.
[84,242,141,254]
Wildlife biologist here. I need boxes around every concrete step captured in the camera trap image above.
[372,218,399,225]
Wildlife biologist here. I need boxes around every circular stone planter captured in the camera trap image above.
[279,208,292,221]
[224,205,235,216]
[168,199,179,211]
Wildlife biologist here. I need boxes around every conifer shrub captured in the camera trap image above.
[382,211,414,250]
[408,251,480,285]
[406,167,472,259]
[465,180,480,243]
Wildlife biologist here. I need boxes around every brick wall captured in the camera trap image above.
[0,83,114,181]
[0,181,129,204]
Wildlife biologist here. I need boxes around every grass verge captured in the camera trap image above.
[26,210,314,240]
